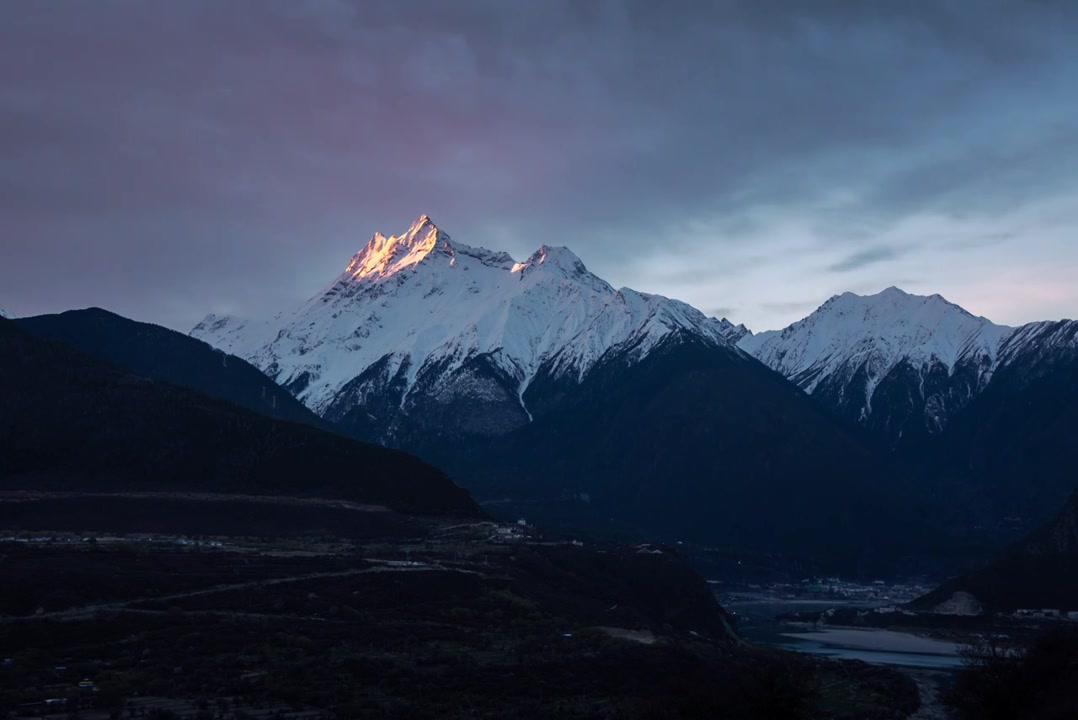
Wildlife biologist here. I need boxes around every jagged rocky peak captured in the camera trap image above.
[340,216,596,284]
[190,215,745,438]
[345,214,454,281]
[526,244,587,273]
[714,318,751,344]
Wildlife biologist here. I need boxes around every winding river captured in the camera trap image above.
[724,599,964,669]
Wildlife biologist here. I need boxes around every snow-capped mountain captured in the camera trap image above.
[191,216,1076,456]
[192,215,743,442]
[738,287,1009,392]
[738,287,1078,446]
[0,309,13,320]
[996,319,1078,373]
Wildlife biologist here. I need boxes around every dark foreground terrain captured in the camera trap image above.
[0,318,479,518]
[0,508,920,720]
[0,318,923,718]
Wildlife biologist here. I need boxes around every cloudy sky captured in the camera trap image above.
[3,0,1077,332]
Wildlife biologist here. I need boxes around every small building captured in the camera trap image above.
[1015,608,1063,619]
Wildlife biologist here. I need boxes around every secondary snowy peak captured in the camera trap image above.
[736,287,1014,441]
[525,244,588,274]
[741,287,1009,392]
[0,309,12,320]
[192,217,741,422]
[737,288,1078,445]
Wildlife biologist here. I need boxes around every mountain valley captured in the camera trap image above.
[180,216,1078,576]
[8,6,1077,715]
[5,217,1078,719]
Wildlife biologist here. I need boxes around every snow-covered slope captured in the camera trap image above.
[997,319,1078,371]
[738,288,1010,443]
[0,309,13,321]
[191,218,1076,450]
[193,215,741,440]
[740,287,1009,396]
[738,287,1078,446]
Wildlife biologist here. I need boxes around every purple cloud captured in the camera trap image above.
[2,1,1077,331]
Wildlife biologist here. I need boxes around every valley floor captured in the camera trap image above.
[0,518,921,720]
[723,583,1078,720]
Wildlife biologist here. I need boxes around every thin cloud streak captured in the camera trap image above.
[827,246,905,273]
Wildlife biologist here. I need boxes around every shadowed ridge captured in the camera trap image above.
[0,318,484,518]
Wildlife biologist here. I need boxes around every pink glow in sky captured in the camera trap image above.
[2,1,1077,332]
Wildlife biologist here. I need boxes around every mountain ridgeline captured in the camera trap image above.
[0,314,929,720]
[738,288,1007,447]
[16,216,1073,576]
[738,289,1078,452]
[438,331,921,573]
[16,308,326,429]
[737,290,1078,534]
[192,215,747,445]
[925,324,1078,529]
[180,215,1075,575]
[188,218,932,573]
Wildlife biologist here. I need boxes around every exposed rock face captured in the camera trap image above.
[192,215,744,445]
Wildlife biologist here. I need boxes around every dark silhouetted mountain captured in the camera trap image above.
[17,308,323,428]
[181,218,1077,572]
[922,321,1078,532]
[911,491,1078,614]
[0,317,482,518]
[184,219,944,575]
[431,332,932,576]
[740,292,1078,542]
